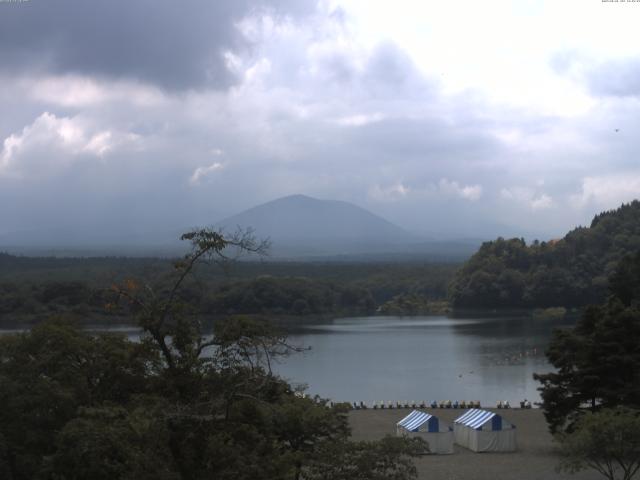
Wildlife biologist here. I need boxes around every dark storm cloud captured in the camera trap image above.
[0,0,313,90]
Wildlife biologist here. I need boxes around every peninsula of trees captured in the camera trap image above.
[449,201,640,309]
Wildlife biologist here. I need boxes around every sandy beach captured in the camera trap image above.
[349,408,601,480]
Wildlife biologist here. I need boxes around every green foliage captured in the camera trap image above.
[535,252,640,434]
[205,276,375,317]
[609,252,640,308]
[0,319,156,479]
[0,229,423,480]
[0,432,11,480]
[0,280,113,325]
[48,405,177,480]
[305,436,426,480]
[557,407,640,480]
[379,293,449,315]
[450,201,640,308]
[0,260,458,326]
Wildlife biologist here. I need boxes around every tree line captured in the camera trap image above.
[449,201,640,309]
[0,258,458,325]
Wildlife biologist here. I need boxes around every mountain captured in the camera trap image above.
[449,200,640,309]
[217,194,421,257]
[0,194,481,260]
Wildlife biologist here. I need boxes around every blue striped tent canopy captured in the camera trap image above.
[454,409,506,430]
[397,410,438,432]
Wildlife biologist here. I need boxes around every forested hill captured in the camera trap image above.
[448,201,640,309]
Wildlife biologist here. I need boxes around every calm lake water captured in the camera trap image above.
[1,314,571,406]
[272,315,571,406]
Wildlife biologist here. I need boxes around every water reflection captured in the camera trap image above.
[273,315,572,405]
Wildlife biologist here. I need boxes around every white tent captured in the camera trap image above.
[453,409,516,452]
[396,410,454,454]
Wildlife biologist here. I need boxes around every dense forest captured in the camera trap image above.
[0,254,457,326]
[449,201,640,309]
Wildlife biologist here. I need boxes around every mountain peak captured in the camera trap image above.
[217,195,413,256]
[263,194,323,206]
[279,193,316,201]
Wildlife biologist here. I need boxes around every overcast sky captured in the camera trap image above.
[1,0,640,242]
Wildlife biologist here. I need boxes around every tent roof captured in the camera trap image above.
[397,410,434,432]
[454,409,497,429]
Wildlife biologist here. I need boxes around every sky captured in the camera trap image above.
[1,0,640,243]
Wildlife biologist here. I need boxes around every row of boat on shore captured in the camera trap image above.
[335,399,534,410]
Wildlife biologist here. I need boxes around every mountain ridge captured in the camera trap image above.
[216,194,419,256]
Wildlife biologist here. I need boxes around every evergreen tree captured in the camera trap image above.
[535,252,640,433]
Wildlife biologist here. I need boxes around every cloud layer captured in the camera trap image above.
[1,0,640,243]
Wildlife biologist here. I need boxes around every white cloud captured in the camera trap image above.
[26,75,166,108]
[370,178,482,203]
[570,174,640,209]
[0,133,22,175]
[368,182,410,202]
[190,162,225,185]
[0,112,139,177]
[335,112,384,127]
[437,178,483,201]
[501,186,553,210]
[333,0,624,117]
[530,193,553,211]
[501,187,531,202]
[84,131,113,156]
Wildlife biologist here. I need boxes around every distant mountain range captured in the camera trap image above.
[0,194,481,260]
[216,194,478,259]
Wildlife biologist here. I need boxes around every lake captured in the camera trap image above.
[272,315,570,406]
[0,314,570,406]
